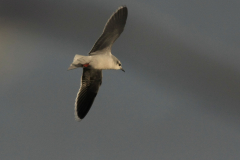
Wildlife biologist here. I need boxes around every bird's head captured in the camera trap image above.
[112,55,125,72]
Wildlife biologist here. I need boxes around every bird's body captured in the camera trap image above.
[68,6,128,121]
[69,53,119,70]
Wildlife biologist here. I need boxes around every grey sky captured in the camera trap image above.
[1,0,240,159]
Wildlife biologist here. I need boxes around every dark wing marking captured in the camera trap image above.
[75,69,102,120]
[89,6,128,54]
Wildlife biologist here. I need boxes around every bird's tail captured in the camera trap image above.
[68,64,78,70]
[68,54,90,70]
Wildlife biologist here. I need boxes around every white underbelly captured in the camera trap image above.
[90,55,113,69]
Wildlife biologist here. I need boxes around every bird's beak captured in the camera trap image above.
[121,68,125,72]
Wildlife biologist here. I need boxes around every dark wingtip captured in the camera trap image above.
[75,116,82,122]
[119,5,127,12]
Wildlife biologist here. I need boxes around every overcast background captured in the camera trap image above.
[1,0,240,159]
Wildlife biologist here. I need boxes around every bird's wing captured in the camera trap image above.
[89,6,128,55]
[75,69,102,120]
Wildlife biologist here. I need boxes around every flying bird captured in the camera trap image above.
[68,6,128,121]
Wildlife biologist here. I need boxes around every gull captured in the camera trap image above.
[68,6,128,121]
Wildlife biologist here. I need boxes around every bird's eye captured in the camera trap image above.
[119,63,121,66]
